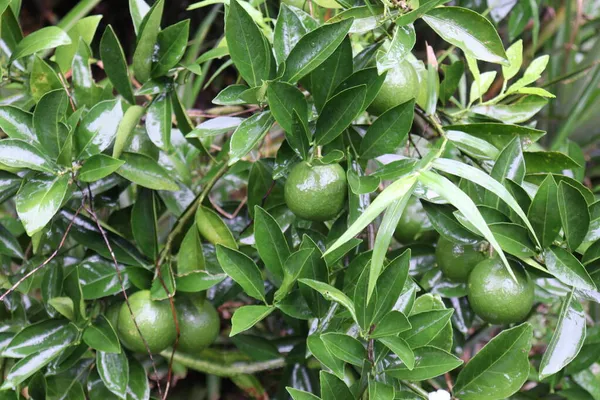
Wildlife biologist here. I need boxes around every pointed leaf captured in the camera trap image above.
[83,315,121,353]
[196,205,237,249]
[360,99,414,159]
[151,19,190,77]
[100,25,135,104]
[230,305,274,336]
[558,181,590,250]
[255,206,289,284]
[379,336,415,370]
[79,154,125,182]
[229,111,274,165]
[321,333,365,367]
[315,85,366,145]
[216,245,265,302]
[545,246,596,291]
[97,350,129,399]
[132,0,164,82]
[145,93,172,151]
[117,152,179,191]
[10,26,71,62]
[385,346,463,380]
[0,139,56,173]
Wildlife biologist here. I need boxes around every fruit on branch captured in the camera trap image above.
[467,258,534,325]
[436,237,487,282]
[175,295,220,354]
[284,161,347,221]
[368,60,420,115]
[393,197,437,244]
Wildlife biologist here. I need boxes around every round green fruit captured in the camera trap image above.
[117,290,176,353]
[467,258,534,325]
[436,237,487,282]
[393,197,437,244]
[368,60,420,115]
[175,296,220,354]
[284,162,347,221]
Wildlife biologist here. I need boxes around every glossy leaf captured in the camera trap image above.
[255,206,289,284]
[370,311,412,339]
[422,202,480,244]
[528,174,560,248]
[16,174,70,236]
[0,106,36,142]
[226,0,274,87]
[334,67,387,111]
[145,93,172,151]
[216,245,265,302]
[177,225,205,275]
[273,4,317,65]
[229,111,274,165]
[446,130,499,160]
[3,320,78,357]
[454,323,533,400]
[422,7,507,65]
[33,89,68,158]
[1,345,71,390]
[30,56,63,103]
[112,106,145,158]
[100,25,135,104]
[83,315,121,353]
[267,81,308,134]
[287,388,321,400]
[0,139,56,174]
[127,356,150,400]
[10,26,71,62]
[546,246,596,291]
[360,99,414,159]
[376,24,415,74]
[321,333,365,366]
[368,380,395,400]
[315,85,367,145]
[385,346,463,380]
[195,205,237,248]
[117,152,179,191]
[0,223,23,259]
[299,278,357,323]
[151,19,190,77]
[132,0,164,83]
[79,154,125,182]
[489,223,536,257]
[307,334,345,379]
[558,181,590,250]
[230,305,274,336]
[131,188,158,259]
[524,151,581,174]
[78,256,131,299]
[400,309,453,349]
[281,19,353,83]
[379,336,415,370]
[76,99,124,158]
[320,371,353,400]
[97,350,129,399]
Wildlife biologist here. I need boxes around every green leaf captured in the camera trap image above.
[76,99,124,158]
[117,152,179,191]
[454,323,533,400]
[127,356,150,400]
[379,336,415,370]
[216,245,265,302]
[83,315,121,353]
[275,248,314,302]
[0,106,36,142]
[196,205,237,249]
[315,85,367,145]
[151,19,190,77]
[418,170,515,280]
[299,278,357,323]
[230,305,274,336]
[55,15,102,73]
[229,111,274,165]
[304,37,352,111]
[3,320,78,357]
[1,345,72,391]
[469,71,496,103]
[47,297,75,320]
[472,95,548,124]
[385,346,463,380]
[0,139,56,174]
[307,335,345,379]
[16,174,70,236]
[370,311,412,339]
[524,151,581,174]
[113,105,144,158]
[33,89,68,159]
[558,181,590,251]
[320,371,353,400]
[131,188,158,259]
[376,24,415,74]
[347,169,380,194]
[446,130,499,160]
[287,388,321,400]
[502,40,522,81]
[132,0,164,83]
[247,160,271,219]
[267,81,308,134]
[78,256,131,299]
[299,236,329,318]
[226,0,274,87]
[368,380,395,400]
[422,202,479,244]
[507,54,549,94]
[79,154,125,182]
[489,223,537,257]
[177,225,205,275]
[0,223,23,259]
[255,206,289,285]
[273,4,317,65]
[97,350,129,399]
[422,7,507,65]
[334,67,387,112]
[145,93,172,151]
[539,290,585,379]
[439,60,464,105]
[150,262,175,300]
[321,333,365,367]
[10,26,71,62]
[129,0,150,34]
[71,39,103,109]
[188,116,243,139]
[286,110,310,160]
[360,99,414,159]
[281,19,353,83]
[30,56,63,103]
[400,309,453,349]
[444,123,544,150]
[546,246,596,291]
[372,250,410,324]
[100,25,135,104]
[528,174,560,248]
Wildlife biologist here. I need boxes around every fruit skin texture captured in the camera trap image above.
[175,296,220,354]
[368,60,420,115]
[284,162,347,221]
[117,290,176,353]
[436,237,487,282]
[467,258,534,325]
[393,196,437,244]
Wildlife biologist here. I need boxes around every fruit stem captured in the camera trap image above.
[160,349,286,377]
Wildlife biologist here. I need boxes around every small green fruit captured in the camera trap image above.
[175,296,220,354]
[368,60,420,115]
[393,196,437,244]
[436,237,487,282]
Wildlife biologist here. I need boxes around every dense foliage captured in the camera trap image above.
[0,0,599,399]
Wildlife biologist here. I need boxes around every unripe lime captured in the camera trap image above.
[117,290,176,353]
[284,162,347,221]
[368,60,420,115]
[436,237,487,282]
[467,259,534,325]
[175,296,220,354]
[393,197,437,244]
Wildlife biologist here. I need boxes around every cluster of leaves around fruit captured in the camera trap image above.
[0,0,597,398]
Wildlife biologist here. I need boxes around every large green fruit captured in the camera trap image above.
[368,60,420,115]
[467,258,534,325]
[284,162,347,221]
[175,296,220,354]
[393,196,437,244]
[436,237,487,282]
[117,290,176,353]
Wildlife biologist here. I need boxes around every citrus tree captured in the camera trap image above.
[0,0,598,399]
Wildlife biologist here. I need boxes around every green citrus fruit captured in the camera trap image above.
[175,296,220,354]
[368,60,420,115]
[467,258,534,325]
[117,290,176,353]
[393,196,437,244]
[284,162,347,221]
[436,237,487,282]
